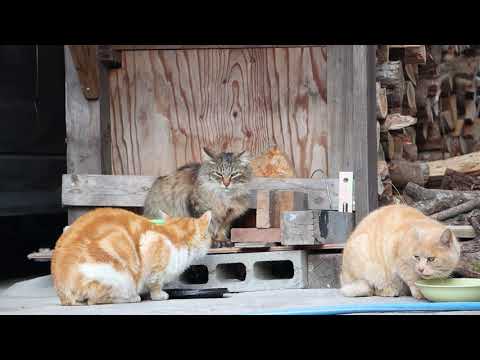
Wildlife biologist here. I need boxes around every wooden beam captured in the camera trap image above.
[65,46,113,223]
[328,45,378,222]
[256,191,273,228]
[281,211,316,245]
[68,45,100,100]
[327,45,354,177]
[112,45,322,51]
[62,174,339,208]
[353,45,378,222]
[230,228,281,243]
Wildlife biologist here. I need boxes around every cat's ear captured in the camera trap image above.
[440,228,453,248]
[236,150,251,164]
[199,211,212,227]
[157,210,171,220]
[202,147,217,163]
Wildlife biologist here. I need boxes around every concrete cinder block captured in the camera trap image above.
[307,253,342,289]
[165,250,307,292]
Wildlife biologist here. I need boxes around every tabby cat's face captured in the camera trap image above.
[198,148,252,191]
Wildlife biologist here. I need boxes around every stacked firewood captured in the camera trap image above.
[376,45,480,206]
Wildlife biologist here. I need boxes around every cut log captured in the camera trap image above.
[440,110,454,133]
[428,151,480,178]
[404,126,417,145]
[430,198,480,221]
[376,61,405,89]
[376,45,389,64]
[447,94,459,127]
[467,209,480,235]
[413,196,468,216]
[417,151,450,161]
[376,82,388,119]
[441,168,480,191]
[391,133,404,160]
[404,45,427,64]
[453,119,465,137]
[427,121,442,142]
[456,238,480,278]
[445,135,466,157]
[418,57,439,79]
[404,81,417,116]
[403,143,418,162]
[404,63,417,86]
[388,160,429,188]
[380,131,395,161]
[384,113,417,130]
[465,97,476,121]
[404,182,480,202]
[386,86,404,113]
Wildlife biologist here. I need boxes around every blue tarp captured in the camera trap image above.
[251,302,480,315]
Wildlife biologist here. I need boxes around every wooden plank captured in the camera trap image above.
[68,45,100,100]
[327,46,354,178]
[28,243,344,261]
[99,61,112,174]
[428,151,480,178]
[256,191,272,228]
[448,225,476,239]
[109,47,328,178]
[113,45,321,51]
[62,174,339,208]
[317,210,355,244]
[230,228,281,243]
[352,45,378,223]
[65,46,102,175]
[281,211,315,245]
[65,46,111,222]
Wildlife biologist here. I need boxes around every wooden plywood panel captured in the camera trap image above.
[109,47,328,178]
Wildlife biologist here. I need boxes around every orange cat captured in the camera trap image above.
[51,208,211,305]
[340,204,461,299]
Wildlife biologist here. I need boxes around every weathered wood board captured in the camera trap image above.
[62,174,339,209]
[281,211,316,245]
[230,228,281,243]
[109,47,328,178]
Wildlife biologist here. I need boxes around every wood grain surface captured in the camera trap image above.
[109,47,328,177]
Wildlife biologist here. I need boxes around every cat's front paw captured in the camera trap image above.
[409,286,425,300]
[211,240,233,248]
[150,290,169,301]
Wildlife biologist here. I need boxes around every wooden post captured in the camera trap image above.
[64,45,112,223]
[327,45,378,224]
[327,45,354,177]
[353,45,378,223]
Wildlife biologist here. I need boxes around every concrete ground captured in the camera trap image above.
[1,275,480,315]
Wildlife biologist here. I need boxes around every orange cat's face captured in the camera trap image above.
[403,228,459,279]
[159,210,212,245]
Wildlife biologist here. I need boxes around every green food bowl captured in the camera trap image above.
[415,278,480,302]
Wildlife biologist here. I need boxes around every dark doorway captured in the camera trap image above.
[0,45,67,280]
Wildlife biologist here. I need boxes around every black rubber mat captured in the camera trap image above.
[165,288,229,299]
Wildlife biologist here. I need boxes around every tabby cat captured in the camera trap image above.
[143,148,252,248]
[51,208,212,305]
[340,204,461,299]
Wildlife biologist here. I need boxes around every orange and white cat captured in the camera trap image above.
[340,204,461,299]
[51,208,212,305]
